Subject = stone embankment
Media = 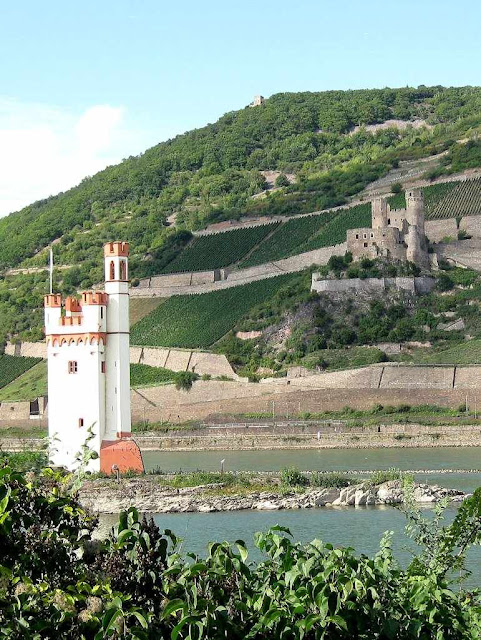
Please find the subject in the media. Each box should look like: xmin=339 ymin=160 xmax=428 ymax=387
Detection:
xmin=5 ymin=423 xmax=481 ymax=452
xmin=78 ymin=479 xmax=465 ymax=514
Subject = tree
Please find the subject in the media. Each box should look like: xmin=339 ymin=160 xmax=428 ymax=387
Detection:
xmin=274 ymin=173 xmax=290 ymax=188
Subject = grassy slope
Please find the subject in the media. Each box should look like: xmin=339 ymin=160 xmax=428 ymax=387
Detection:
xmin=130 ymin=298 xmax=166 ymax=325
xmin=0 ymin=361 xmax=47 ymax=401
xmin=131 ymin=274 xmax=295 ymax=348
xmin=0 ymin=361 xmax=179 ymax=402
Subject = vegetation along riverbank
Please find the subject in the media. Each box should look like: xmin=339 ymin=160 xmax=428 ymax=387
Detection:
xmin=3 ymin=461 xmax=481 ymax=637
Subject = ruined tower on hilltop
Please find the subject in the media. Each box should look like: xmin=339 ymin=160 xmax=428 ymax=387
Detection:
xmin=346 ymin=189 xmax=429 ymax=269
xmin=44 ymin=242 xmax=144 ymax=474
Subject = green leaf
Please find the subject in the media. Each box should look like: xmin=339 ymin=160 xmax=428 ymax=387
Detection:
xmin=162 ymin=598 xmax=185 ymax=619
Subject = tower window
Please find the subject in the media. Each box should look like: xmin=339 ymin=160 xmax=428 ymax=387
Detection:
xmin=120 ymin=260 xmax=126 ymax=280
xmin=78 ymin=418 xmax=84 ymax=428
xmin=388 ymin=218 xmax=391 ymax=225
xmin=109 ymin=260 xmax=115 ymax=280
xmin=101 ymin=361 xmax=106 ymax=373
xmin=68 ymin=361 xmax=78 ymax=374
xmin=100 ymin=307 xmax=104 ymax=319
xmin=363 ymin=242 xmax=368 ymax=248
xmin=355 ymin=234 xmax=359 ymax=239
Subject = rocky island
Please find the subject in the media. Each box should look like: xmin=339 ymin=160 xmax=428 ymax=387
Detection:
xmin=79 ymin=477 xmax=465 ymax=514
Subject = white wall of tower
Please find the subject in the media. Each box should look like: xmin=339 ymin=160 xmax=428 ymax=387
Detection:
xmin=104 ymin=247 xmax=131 ymax=440
xmin=46 ymin=340 xmax=105 ymax=471
xmin=44 ymin=242 xmax=132 ymax=471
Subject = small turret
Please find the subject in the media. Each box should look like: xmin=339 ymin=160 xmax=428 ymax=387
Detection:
xmin=372 ymin=197 xmax=389 ymax=228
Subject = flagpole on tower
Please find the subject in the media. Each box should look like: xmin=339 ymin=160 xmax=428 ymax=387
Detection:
xmin=49 ymin=247 xmax=53 ymax=294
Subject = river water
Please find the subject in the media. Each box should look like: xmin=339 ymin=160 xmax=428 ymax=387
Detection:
xmin=104 ymin=447 xmax=481 ymax=585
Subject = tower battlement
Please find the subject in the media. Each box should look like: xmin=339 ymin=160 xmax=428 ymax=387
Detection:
xmin=44 ymin=241 xmax=143 ymax=475
xmin=104 ymin=241 xmax=129 ymax=257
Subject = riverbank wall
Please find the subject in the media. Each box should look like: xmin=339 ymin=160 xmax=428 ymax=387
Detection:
xmin=5 ymin=422 xmax=481 ymax=453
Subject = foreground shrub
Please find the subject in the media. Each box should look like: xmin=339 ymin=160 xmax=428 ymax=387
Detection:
xmin=2 ymin=464 xmax=481 ymax=638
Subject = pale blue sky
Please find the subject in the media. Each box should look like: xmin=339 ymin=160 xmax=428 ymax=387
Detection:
xmin=0 ymin=0 xmax=480 ymax=214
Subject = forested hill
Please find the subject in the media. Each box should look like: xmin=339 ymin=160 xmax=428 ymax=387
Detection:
xmin=4 ymin=86 xmax=481 ymax=342
xmin=2 ymin=85 xmax=481 ymax=278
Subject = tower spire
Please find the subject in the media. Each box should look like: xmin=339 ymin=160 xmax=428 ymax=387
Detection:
xmin=49 ymin=247 xmax=53 ymax=295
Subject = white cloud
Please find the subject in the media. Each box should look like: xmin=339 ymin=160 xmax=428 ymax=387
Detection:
xmin=0 ymin=99 xmax=141 ymax=217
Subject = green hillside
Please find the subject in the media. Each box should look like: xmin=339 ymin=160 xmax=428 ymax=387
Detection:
xmin=0 ymin=355 xmax=42 ymax=391
xmin=130 ymin=274 xmax=295 ymax=348
xmin=161 ymin=222 xmax=279 ymax=273
xmin=5 ymin=86 xmax=481 ymax=274
xmin=4 ymin=86 xmax=481 ymax=342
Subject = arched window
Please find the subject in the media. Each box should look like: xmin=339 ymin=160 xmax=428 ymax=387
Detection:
xmin=109 ymin=260 xmax=115 ymax=280
xmin=120 ymin=260 xmax=126 ymax=280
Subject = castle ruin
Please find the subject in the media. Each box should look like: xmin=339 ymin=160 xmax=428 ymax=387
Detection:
xmin=347 ymin=189 xmax=430 ymax=269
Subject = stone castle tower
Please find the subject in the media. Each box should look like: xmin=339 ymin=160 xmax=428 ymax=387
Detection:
xmin=44 ymin=242 xmax=144 ymax=474
xmin=347 ymin=189 xmax=429 ymax=269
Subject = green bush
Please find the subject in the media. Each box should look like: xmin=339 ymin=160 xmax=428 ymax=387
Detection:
xmin=391 ymin=182 xmax=402 ymax=194
xmin=2 ymin=466 xmax=481 ymax=637
xmin=174 ymin=370 xmax=199 ymax=391
xmin=280 ymin=466 xmax=309 ymax=487
xmin=369 ymin=468 xmax=407 ymax=485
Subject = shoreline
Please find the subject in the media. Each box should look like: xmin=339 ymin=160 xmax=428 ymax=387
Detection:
xmin=4 ymin=423 xmax=481 ymax=453
xmin=78 ymin=478 xmax=466 ymax=514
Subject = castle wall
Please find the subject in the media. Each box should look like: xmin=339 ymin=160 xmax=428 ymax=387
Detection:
xmin=346 ymin=227 xmax=407 ymax=262
xmin=424 ymin=219 xmax=458 ymax=243
xmin=310 ymin=275 xmax=435 ymax=295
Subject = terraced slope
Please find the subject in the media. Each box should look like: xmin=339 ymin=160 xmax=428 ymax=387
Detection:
xmin=426 ymin=178 xmax=481 ymax=219
xmin=302 ymin=204 xmax=372 ymax=252
xmin=162 ymin=223 xmax=280 ymax=273
xmin=387 ymin=179 xmax=481 ymax=219
xmin=131 ymin=274 xmax=294 ymax=348
xmin=240 ymin=213 xmax=337 ymax=267
xmin=0 ymin=354 xmax=42 ymax=390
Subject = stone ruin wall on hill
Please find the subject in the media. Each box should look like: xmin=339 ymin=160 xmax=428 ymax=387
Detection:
xmin=311 ymin=275 xmax=436 ymax=296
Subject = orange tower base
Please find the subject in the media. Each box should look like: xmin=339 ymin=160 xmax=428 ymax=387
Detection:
xmin=100 ymin=438 xmax=144 ymax=474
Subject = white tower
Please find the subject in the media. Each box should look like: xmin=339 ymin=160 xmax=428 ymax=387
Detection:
xmin=104 ymin=242 xmax=131 ymax=440
xmin=44 ymin=242 xmax=143 ymax=474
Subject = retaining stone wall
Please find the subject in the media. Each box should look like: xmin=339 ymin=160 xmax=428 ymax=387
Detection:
xmin=5 ymin=342 xmax=237 ymax=379
xmin=460 ymin=216 xmax=481 ymax=238
xmin=131 ymin=244 xmax=347 ymax=298
xmin=311 ymin=276 xmax=435 ymax=295
xmin=425 ymin=219 xmax=458 ymax=242
xmin=129 ymin=375 xmax=481 ymax=423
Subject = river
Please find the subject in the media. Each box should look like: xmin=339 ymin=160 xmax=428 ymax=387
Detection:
xmin=102 ymin=447 xmax=481 ymax=586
